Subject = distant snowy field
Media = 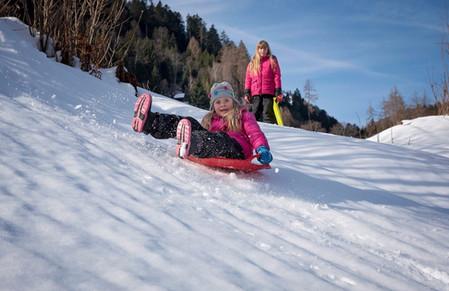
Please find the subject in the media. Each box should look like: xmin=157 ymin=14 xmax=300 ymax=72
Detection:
xmin=1 ymin=18 xmax=449 ymax=291
xmin=368 ymin=115 xmax=449 ymax=159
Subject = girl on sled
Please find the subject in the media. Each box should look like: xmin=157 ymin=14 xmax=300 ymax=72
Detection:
xmin=131 ymin=81 xmax=272 ymax=165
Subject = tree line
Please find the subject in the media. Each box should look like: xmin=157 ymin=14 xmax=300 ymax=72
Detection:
xmin=107 ymin=0 xmax=250 ymax=108
xmin=2 ymin=0 xmax=448 ymax=138
xmin=1 ymin=0 xmax=249 ymax=108
xmin=2 ymin=0 xmax=339 ymax=133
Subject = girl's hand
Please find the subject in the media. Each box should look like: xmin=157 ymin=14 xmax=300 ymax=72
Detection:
xmin=244 ymin=89 xmax=251 ymax=104
xmin=256 ymin=146 xmax=273 ymax=164
xmin=276 ymin=94 xmax=283 ymax=103
xmin=244 ymin=95 xmax=251 ymax=104
xmin=275 ymin=88 xmax=283 ymax=103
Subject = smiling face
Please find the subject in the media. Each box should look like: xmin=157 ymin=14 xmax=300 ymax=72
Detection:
xmin=258 ymin=46 xmax=268 ymax=57
xmin=213 ymin=96 xmax=234 ymax=117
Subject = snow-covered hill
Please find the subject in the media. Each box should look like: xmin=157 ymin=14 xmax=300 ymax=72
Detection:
xmin=1 ymin=18 xmax=449 ymax=290
xmin=368 ymin=115 xmax=449 ymax=159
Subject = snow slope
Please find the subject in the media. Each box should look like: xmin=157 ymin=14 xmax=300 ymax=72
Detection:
xmin=368 ymin=115 xmax=449 ymax=159
xmin=1 ymin=18 xmax=449 ymax=290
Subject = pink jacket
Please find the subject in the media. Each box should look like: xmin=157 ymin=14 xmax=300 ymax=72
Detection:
xmin=208 ymin=109 xmax=270 ymax=158
xmin=245 ymin=56 xmax=282 ymax=97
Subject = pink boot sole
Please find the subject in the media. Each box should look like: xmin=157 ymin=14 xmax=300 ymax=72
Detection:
xmin=131 ymin=93 xmax=152 ymax=132
xmin=176 ymin=119 xmax=192 ymax=158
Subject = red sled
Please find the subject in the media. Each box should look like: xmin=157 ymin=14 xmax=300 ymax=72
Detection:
xmin=185 ymin=154 xmax=271 ymax=173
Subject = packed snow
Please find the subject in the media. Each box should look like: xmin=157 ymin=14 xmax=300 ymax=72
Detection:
xmin=1 ymin=18 xmax=449 ymax=290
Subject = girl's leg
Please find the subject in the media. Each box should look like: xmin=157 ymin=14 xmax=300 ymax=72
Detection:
xmin=250 ymin=95 xmax=263 ymax=121
xmin=189 ymin=131 xmax=245 ymax=159
xmin=262 ymin=96 xmax=276 ymax=124
xmin=144 ymin=113 xmax=203 ymax=139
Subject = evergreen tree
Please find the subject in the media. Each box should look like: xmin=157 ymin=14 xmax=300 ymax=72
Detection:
xmin=189 ymin=82 xmax=209 ymax=108
xmin=186 ymin=14 xmax=207 ymax=50
xmin=206 ymin=25 xmax=222 ymax=56
xmin=128 ymin=0 xmax=146 ymax=23
xmin=285 ymin=88 xmax=307 ymax=122
xmin=220 ymin=31 xmax=233 ymax=46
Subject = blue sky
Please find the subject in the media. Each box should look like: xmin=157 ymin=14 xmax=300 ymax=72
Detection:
xmin=160 ymin=0 xmax=448 ymax=124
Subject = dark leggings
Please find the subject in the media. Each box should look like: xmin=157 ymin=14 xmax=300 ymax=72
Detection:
xmin=250 ymin=94 xmax=275 ymax=124
xmin=143 ymin=112 xmax=245 ymax=159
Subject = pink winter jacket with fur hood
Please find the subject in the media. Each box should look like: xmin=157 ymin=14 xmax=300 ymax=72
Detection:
xmin=245 ymin=55 xmax=282 ymax=96
xmin=208 ymin=109 xmax=270 ymax=158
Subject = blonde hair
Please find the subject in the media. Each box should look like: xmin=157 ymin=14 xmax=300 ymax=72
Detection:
xmin=249 ymin=40 xmax=277 ymax=75
xmin=201 ymin=100 xmax=242 ymax=132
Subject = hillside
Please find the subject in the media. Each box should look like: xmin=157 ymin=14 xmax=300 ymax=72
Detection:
xmin=368 ymin=115 xmax=449 ymax=159
xmin=1 ymin=18 xmax=449 ymax=290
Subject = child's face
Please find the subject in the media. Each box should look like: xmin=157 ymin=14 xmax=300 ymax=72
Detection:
xmin=213 ymin=96 xmax=234 ymax=117
xmin=258 ymin=46 xmax=268 ymax=57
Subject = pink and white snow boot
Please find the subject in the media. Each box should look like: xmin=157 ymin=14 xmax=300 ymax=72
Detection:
xmin=131 ymin=93 xmax=152 ymax=132
xmin=176 ymin=118 xmax=192 ymax=159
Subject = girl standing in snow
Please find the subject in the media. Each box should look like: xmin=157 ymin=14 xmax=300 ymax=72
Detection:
xmin=131 ymin=81 xmax=273 ymax=164
xmin=244 ymin=40 xmax=283 ymax=124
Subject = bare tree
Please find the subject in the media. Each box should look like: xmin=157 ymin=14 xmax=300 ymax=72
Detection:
xmin=29 ymin=0 xmax=58 ymax=56
xmin=77 ymin=0 xmax=127 ymax=74
xmin=186 ymin=37 xmax=202 ymax=92
xmin=367 ymin=104 xmax=376 ymax=122
xmin=303 ymin=79 xmax=318 ymax=129
xmin=410 ymin=91 xmax=428 ymax=117
xmin=0 ymin=0 xmax=16 ymax=16
xmin=13 ymin=0 xmax=127 ymax=76
xmin=235 ymin=41 xmax=250 ymax=97
xmin=330 ymin=123 xmax=345 ymax=136
xmin=431 ymin=21 xmax=449 ymax=115
xmin=301 ymin=121 xmax=325 ymax=132
xmin=210 ymin=42 xmax=249 ymax=99
xmin=431 ymin=73 xmax=449 ymax=115
xmin=382 ymin=86 xmax=406 ymax=125
xmin=366 ymin=104 xmax=380 ymax=139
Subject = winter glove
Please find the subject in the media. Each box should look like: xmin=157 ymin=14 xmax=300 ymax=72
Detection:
xmin=256 ymin=146 xmax=273 ymax=165
xmin=276 ymin=94 xmax=283 ymax=103
xmin=274 ymin=88 xmax=283 ymax=103
xmin=244 ymin=89 xmax=251 ymax=104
